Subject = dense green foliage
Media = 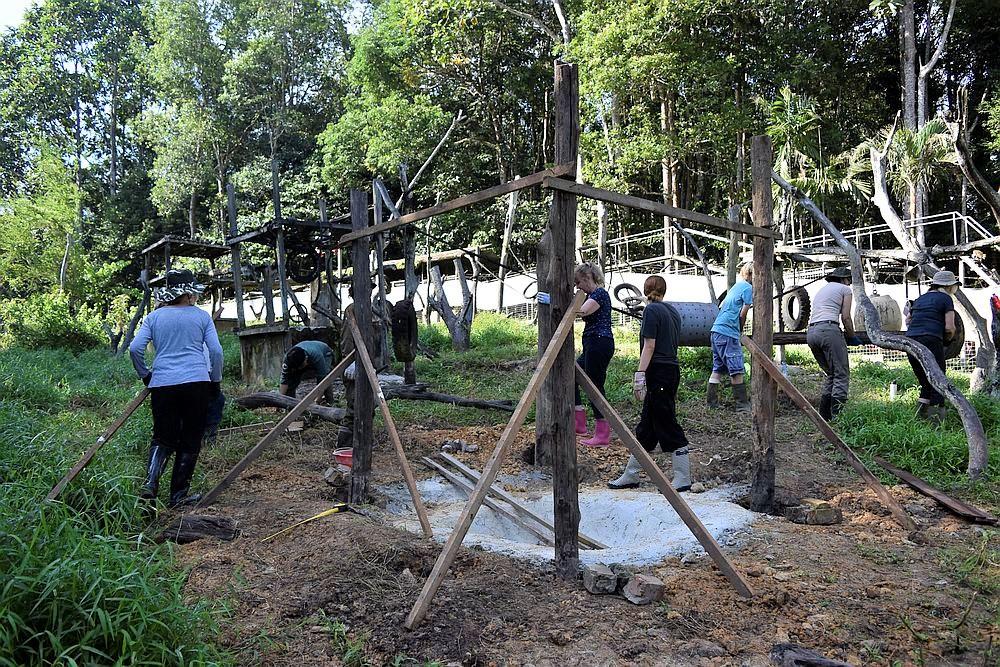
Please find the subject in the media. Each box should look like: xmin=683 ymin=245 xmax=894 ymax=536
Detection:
xmin=0 ymin=347 xmax=228 ymax=665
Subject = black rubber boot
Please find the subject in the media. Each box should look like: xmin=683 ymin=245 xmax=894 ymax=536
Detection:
xmin=706 ymin=382 xmax=720 ymax=408
xmin=140 ymin=445 xmax=173 ymax=501
xmin=733 ymin=383 xmax=751 ymax=412
xmin=818 ymin=395 xmax=833 ymax=421
xmin=168 ymin=450 xmax=202 ymax=508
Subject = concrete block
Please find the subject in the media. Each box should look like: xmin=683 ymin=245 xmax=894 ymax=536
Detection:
xmin=582 ymin=563 xmax=617 ymax=594
xmin=622 ymin=574 xmax=666 ymax=605
xmin=785 ymin=498 xmax=842 ymax=525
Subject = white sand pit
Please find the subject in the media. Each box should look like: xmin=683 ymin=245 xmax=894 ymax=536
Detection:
xmin=382 ymin=477 xmax=757 ymax=566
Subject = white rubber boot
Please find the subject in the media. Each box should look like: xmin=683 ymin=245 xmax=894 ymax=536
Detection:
xmin=608 ymin=454 xmax=643 ymax=489
xmin=671 ymin=447 xmax=692 ymax=492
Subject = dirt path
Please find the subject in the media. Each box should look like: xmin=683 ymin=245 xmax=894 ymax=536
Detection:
xmin=175 ymin=403 xmax=997 ymax=666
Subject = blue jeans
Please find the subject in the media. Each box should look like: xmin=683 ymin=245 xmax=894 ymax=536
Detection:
xmin=711 ymin=332 xmax=744 ymax=376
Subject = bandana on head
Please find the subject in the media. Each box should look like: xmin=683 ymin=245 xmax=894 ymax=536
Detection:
xmin=154 ymin=269 xmax=206 ymax=304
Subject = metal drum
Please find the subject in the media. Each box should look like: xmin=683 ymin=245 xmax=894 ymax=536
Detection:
xmin=666 ymin=301 xmax=720 ymax=347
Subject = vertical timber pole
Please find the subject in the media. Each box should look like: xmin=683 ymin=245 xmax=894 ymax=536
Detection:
xmin=272 ymin=157 xmax=290 ymax=326
xmin=226 ymin=184 xmax=246 ymax=330
xmin=349 ymin=189 xmax=376 ymax=503
xmin=535 ymin=230 xmax=554 ymax=466
xmin=749 ymin=135 xmax=776 ymax=513
xmin=548 ymin=60 xmax=580 ymax=580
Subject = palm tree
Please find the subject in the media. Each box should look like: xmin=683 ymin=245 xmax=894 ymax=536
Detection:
xmin=883 ymin=118 xmax=956 ymax=234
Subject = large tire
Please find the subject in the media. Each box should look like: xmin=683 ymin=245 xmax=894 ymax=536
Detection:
xmin=392 ymin=299 xmax=418 ymax=363
xmin=780 ymin=286 xmax=811 ymax=332
xmin=945 ymin=314 xmax=965 ymax=360
xmin=613 ymin=282 xmax=644 ymax=315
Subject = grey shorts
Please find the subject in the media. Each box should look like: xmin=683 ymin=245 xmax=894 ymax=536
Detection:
xmin=711 ymin=332 xmax=745 ymax=375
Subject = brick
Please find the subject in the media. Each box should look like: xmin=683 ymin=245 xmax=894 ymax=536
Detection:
xmin=582 ymin=563 xmax=617 ymax=595
xmin=622 ymin=574 xmax=666 ymax=605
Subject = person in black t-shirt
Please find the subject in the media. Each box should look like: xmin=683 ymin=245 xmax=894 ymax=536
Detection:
xmin=608 ymin=275 xmax=692 ymax=491
xmin=905 ymin=270 xmax=959 ymax=424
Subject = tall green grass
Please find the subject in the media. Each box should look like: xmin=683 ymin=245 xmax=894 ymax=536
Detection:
xmin=0 ymin=346 xmax=231 ymax=665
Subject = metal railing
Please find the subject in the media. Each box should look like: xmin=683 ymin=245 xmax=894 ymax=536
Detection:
xmin=793 ymin=211 xmax=992 ymax=250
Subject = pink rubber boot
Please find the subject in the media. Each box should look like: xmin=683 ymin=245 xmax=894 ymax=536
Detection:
xmin=574 ymin=407 xmax=589 ymax=435
xmin=581 ymin=419 xmax=611 ymax=447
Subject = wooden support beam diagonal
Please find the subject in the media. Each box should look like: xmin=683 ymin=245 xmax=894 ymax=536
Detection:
xmin=338 ymin=164 xmax=574 ymax=246
xmin=574 ymin=364 xmax=754 ymax=599
xmin=196 ymin=351 xmax=356 ymax=508
xmin=348 ymin=313 xmax=432 ymax=538
xmin=404 ymin=290 xmax=587 ymax=630
xmin=741 ymin=335 xmax=917 ymax=532
xmin=541 ymin=177 xmax=780 ymax=240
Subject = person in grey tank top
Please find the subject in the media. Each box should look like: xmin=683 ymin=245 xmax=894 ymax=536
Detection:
xmin=806 ymin=267 xmax=861 ymax=420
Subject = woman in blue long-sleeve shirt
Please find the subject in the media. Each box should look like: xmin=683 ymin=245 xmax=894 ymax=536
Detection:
xmin=130 ymin=269 xmax=223 ymax=506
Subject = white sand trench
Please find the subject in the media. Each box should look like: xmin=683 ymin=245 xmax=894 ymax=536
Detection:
xmin=381 ymin=477 xmax=757 ymax=566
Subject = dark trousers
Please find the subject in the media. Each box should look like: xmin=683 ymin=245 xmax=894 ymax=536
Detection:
xmin=636 ymin=362 xmax=689 ymax=453
xmin=150 ymin=382 xmax=211 ymax=454
xmin=807 ymin=321 xmax=850 ymax=401
xmin=906 ymin=334 xmax=946 ymax=406
xmin=575 ymin=336 xmax=614 ymax=418
xmin=203 ymin=390 xmax=226 ymax=445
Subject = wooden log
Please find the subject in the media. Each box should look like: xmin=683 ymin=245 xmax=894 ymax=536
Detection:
xmin=874 ymin=457 xmax=997 ymax=525
xmin=234 ymin=392 xmax=346 ymax=422
xmin=348 ymin=313 xmax=432 ymax=538
xmin=749 ymin=135 xmax=777 ymax=514
xmin=548 ymin=60 xmax=581 ymax=582
xmin=196 ymin=352 xmax=356 ymax=508
xmin=337 ymin=164 xmax=574 ymax=245
xmin=404 ymin=290 xmax=587 ymax=630
xmin=574 ymin=364 xmax=754 ymax=599
xmin=226 ymin=184 xmax=246 ymax=329
xmin=437 ymin=452 xmax=607 ymax=549
xmin=157 ymin=515 xmax=239 ymax=544
xmin=534 ymin=229 xmax=554 ymax=466
xmin=349 ymin=189 xmax=376 ymax=504
xmin=541 ymin=177 xmax=780 ymax=240
xmin=420 ymin=457 xmax=554 ymax=546
xmin=742 ymin=336 xmax=917 ymax=532
xmin=46 ymin=388 xmax=150 ymax=501
xmin=382 ymin=387 xmax=514 ymax=411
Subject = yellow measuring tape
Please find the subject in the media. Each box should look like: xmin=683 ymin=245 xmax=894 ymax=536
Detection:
xmin=260 ymin=504 xmax=351 ymax=543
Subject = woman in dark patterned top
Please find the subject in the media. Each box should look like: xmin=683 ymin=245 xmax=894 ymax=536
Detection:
xmin=574 ymin=261 xmax=616 ymax=446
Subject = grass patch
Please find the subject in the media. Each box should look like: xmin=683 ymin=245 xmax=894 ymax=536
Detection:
xmin=0 ymin=346 xmax=232 ymax=665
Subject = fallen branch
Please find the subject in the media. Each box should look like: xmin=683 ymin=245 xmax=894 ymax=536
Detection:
xmin=383 ymin=386 xmax=514 ymax=411
xmin=234 ymin=392 xmax=346 ymax=422
xmin=236 ymin=388 xmax=513 ymax=417
xmin=772 ymin=172 xmax=988 ymax=480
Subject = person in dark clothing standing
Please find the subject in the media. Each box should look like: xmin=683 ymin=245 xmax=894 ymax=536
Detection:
xmin=609 ymin=275 xmax=692 ymax=491
xmin=573 ymin=262 xmax=616 ymax=447
xmin=130 ymin=269 xmax=223 ymax=507
xmin=906 ymin=270 xmax=959 ymax=425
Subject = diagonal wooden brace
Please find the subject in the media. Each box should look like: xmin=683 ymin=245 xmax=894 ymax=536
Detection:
xmin=575 ymin=364 xmax=754 ymax=599
xmin=347 ymin=313 xmax=433 ymax=538
xmin=197 ymin=351 xmax=356 ymax=508
xmin=404 ymin=290 xmax=587 ymax=630
xmin=741 ymin=335 xmax=917 ymax=532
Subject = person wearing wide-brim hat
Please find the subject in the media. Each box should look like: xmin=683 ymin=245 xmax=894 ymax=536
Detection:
xmin=807 ymin=266 xmax=862 ymax=420
xmin=905 ymin=270 xmax=959 ymax=425
xmin=129 ymin=269 xmax=223 ymax=506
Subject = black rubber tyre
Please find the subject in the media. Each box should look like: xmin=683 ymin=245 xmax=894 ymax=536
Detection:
xmin=613 ymin=282 xmax=644 ymax=315
xmin=391 ymin=299 xmax=418 ymax=363
xmin=944 ymin=314 xmax=965 ymax=360
xmin=287 ymin=249 xmax=321 ymax=283
xmin=780 ymin=286 xmax=811 ymax=332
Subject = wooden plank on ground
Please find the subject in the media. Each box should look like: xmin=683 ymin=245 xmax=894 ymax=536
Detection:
xmin=437 ymin=452 xmax=607 ymax=550
xmin=47 ymin=388 xmax=150 ymax=501
xmin=196 ymin=352 xmax=356 ymax=508
xmin=541 ymin=177 xmax=780 ymax=240
xmin=575 ymin=364 xmax=754 ymax=599
xmin=874 ymin=457 xmax=998 ymax=525
xmin=741 ymin=335 xmax=917 ymax=532
xmin=421 ymin=457 xmax=554 ymax=546
xmin=348 ymin=313 xmax=433 ymax=538
xmin=338 ymin=164 xmax=574 ymax=245
xmin=404 ymin=290 xmax=587 ymax=630
xmin=217 ymin=422 xmax=276 ymax=437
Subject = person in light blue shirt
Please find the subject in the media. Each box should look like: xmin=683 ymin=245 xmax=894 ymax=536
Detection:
xmin=708 ymin=263 xmax=753 ymax=412
xmin=129 ymin=269 xmax=223 ymax=507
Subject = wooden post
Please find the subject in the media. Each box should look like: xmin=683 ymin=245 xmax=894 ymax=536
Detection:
xmin=226 ymin=184 xmax=246 ymax=330
xmin=272 ymin=157 xmax=290 ymax=327
xmin=547 ymin=60 xmax=580 ymax=581
xmin=534 ymin=230 xmax=554 ymax=466
xmin=405 ymin=291 xmax=586 ymax=630
xmin=497 ymin=188 xmax=519 ymax=312
xmin=749 ymin=135 xmax=776 ymax=513
xmin=262 ymin=263 xmax=276 ymax=325
xmin=349 ymin=189 xmax=376 ymax=504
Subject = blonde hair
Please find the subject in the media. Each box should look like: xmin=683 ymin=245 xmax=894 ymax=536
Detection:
xmin=739 ymin=263 xmax=753 ymax=281
xmin=574 ymin=261 xmax=605 ymax=286
xmin=643 ymin=275 xmax=666 ymax=302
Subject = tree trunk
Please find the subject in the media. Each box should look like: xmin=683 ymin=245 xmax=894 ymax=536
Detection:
xmin=952 ymin=87 xmax=1000 ymax=227
xmin=189 ymin=188 xmax=197 ymax=238
xmin=901 ymin=0 xmax=917 ymax=130
xmin=773 ymin=172 xmax=989 ymax=480
xmin=109 ymin=63 xmax=118 ymax=194
xmin=428 ymin=265 xmax=470 ymax=351
xmin=497 ymin=188 xmax=519 ymax=312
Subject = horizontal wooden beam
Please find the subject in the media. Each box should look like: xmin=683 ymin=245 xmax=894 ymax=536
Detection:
xmin=338 ymin=164 xmax=574 ymax=246
xmin=542 ymin=178 xmax=780 ymax=240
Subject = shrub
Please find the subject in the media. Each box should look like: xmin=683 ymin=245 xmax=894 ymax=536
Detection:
xmin=0 ymin=292 xmax=106 ymax=352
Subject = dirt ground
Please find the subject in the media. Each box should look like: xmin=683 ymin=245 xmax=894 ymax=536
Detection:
xmin=173 ymin=392 xmax=999 ymax=666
